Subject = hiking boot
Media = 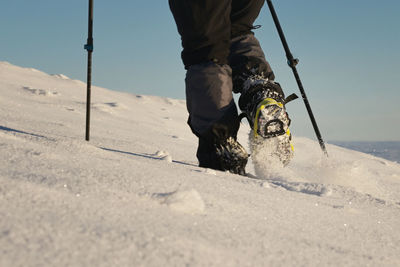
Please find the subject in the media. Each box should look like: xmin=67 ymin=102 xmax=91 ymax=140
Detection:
xmin=239 ymin=79 xmax=294 ymax=165
xmin=197 ymin=135 xmax=248 ymax=176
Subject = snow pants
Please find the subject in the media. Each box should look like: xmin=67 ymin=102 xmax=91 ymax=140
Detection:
xmin=169 ymin=0 xmax=275 ymax=166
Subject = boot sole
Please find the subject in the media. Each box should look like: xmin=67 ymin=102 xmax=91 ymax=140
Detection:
xmin=252 ymin=98 xmax=294 ymax=165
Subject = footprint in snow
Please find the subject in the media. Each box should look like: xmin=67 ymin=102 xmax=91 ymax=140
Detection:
xmin=153 ymin=189 xmax=205 ymax=214
xmin=22 ymin=86 xmax=59 ymax=96
xmin=269 ymin=180 xmax=333 ymax=197
xmin=51 ymin=74 xmax=70 ymax=80
xmin=104 ymin=102 xmax=119 ymax=107
xmin=92 ymin=102 xmax=126 ymax=114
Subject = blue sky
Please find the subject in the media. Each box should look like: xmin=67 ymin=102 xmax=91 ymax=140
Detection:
xmin=1 ymin=1 xmax=399 ymax=141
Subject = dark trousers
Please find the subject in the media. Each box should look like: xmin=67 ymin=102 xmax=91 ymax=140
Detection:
xmin=169 ymin=0 xmax=275 ymax=167
xmin=169 ymin=0 xmax=265 ymax=68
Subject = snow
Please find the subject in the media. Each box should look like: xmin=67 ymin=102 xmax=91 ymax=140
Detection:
xmin=1 ymin=61 xmax=400 ymax=266
xmin=153 ymin=189 xmax=206 ymax=214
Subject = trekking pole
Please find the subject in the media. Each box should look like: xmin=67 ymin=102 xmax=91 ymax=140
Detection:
xmin=84 ymin=0 xmax=94 ymax=141
xmin=266 ymin=0 xmax=328 ymax=156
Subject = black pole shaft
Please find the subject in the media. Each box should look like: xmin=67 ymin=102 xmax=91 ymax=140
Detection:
xmin=266 ymin=0 xmax=328 ymax=156
xmin=85 ymin=0 xmax=94 ymax=141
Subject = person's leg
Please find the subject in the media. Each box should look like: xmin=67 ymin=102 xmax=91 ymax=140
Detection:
xmin=169 ymin=0 xmax=232 ymax=67
xmin=169 ymin=0 xmax=248 ymax=174
xmin=229 ymin=0 xmax=275 ymax=93
xmin=229 ymin=0 xmax=294 ymax=164
xmin=185 ymin=62 xmax=247 ymax=173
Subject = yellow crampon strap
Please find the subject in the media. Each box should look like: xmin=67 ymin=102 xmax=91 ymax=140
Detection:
xmin=286 ymin=128 xmax=294 ymax=151
xmin=253 ymin=98 xmax=283 ymax=138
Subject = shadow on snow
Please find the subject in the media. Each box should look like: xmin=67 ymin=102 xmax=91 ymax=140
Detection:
xmin=99 ymin=147 xmax=198 ymax=167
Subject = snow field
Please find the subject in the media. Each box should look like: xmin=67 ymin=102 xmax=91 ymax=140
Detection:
xmin=1 ymin=61 xmax=400 ymax=266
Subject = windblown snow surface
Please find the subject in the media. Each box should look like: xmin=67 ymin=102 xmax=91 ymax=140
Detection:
xmin=1 ymin=61 xmax=400 ymax=267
